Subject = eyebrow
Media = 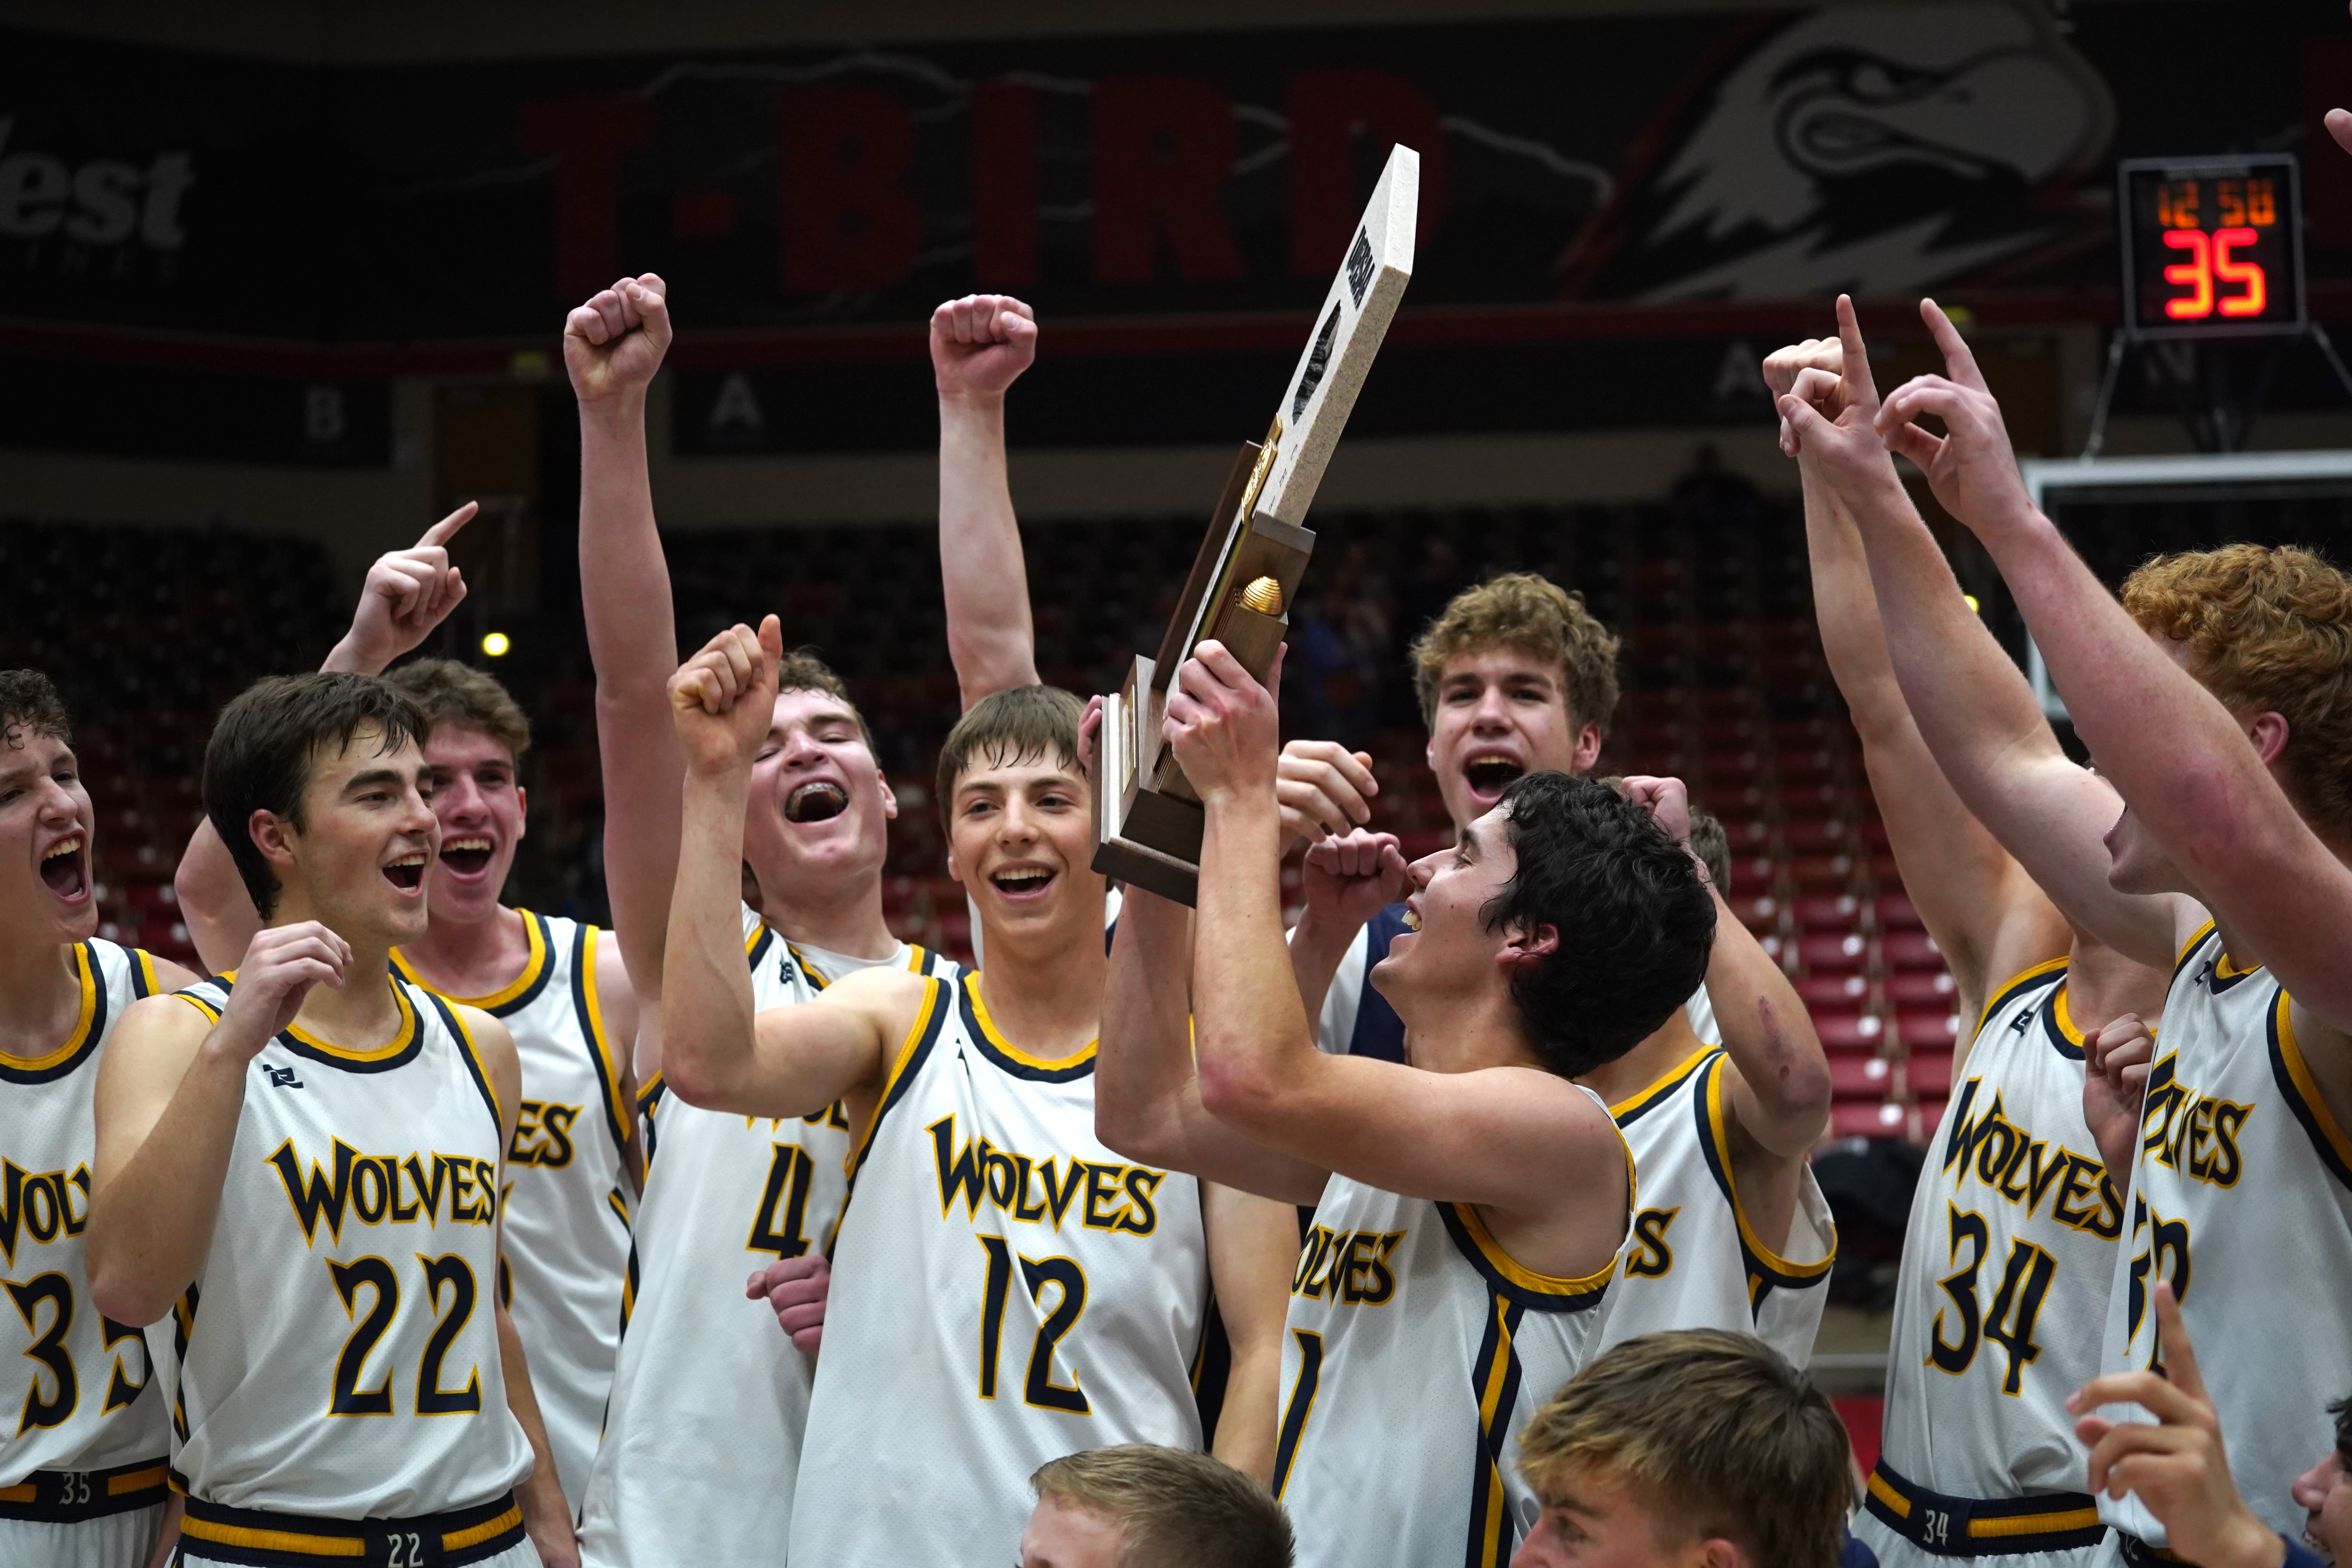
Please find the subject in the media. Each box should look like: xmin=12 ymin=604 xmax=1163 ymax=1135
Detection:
xmin=341 ymin=768 xmax=411 ymax=795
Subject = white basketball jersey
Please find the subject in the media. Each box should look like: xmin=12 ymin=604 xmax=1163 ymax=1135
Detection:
xmin=574 ymin=919 xmax=943 ymax=1568
xmin=1274 ymin=1108 xmax=1622 ymax=1568
xmin=2096 ymin=926 xmax=2352 ymax=1546
xmin=1850 ymin=960 xmax=2118 ymax=1562
xmin=155 ymin=973 xmax=532 ymax=1517
xmin=788 ymin=971 xmax=1210 ymax=1568
xmin=1596 ymin=1049 xmax=1834 ymax=1366
xmin=393 ymin=911 xmax=632 ymax=1509
xmin=1 ymin=940 xmax=171 ymax=1488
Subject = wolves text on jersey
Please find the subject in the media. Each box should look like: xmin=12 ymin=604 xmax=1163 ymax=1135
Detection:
xmin=1290 ymin=1225 xmax=1403 ymax=1304
xmin=1943 ymin=1078 xmax=2123 ymax=1239
xmin=267 ymin=1138 xmax=499 ymax=1246
xmin=928 ymin=1115 xmax=1164 ymax=1237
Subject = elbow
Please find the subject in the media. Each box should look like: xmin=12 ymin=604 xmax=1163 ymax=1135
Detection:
xmin=1195 ymin=1047 xmax=1285 ymax=1135
xmin=653 ymin=1044 xmax=730 ymax=1113
xmin=85 ymin=1251 xmax=169 ymax=1330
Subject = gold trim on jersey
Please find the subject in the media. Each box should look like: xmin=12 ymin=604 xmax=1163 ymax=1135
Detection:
xmin=2048 ymin=983 xmax=2086 ymax=1049
xmin=2273 ymin=989 xmax=2352 ymax=1181
xmin=130 ymin=946 xmax=160 ymax=998
xmin=282 ymin=980 xmax=420 ymax=1064
xmin=965 ymin=973 xmax=1096 ymax=1072
xmin=1864 ymin=1466 xmax=2102 ymax=1540
xmin=2214 ymin=949 xmax=2262 ymax=982
xmin=1974 ymin=956 xmax=2068 ymax=1040
xmin=1701 ymin=1057 xmax=1836 ymax=1288
xmin=575 ymin=924 xmax=632 ymax=1160
xmin=1607 ymin=1045 xmax=1713 ymax=1123
xmin=392 ymin=908 xmax=549 ymax=1011
xmin=1444 ymin=1200 xmax=1615 ymax=1304
xmin=847 ymin=977 xmax=949 ymax=1178
xmin=439 ymin=995 xmax=503 ymax=1122
xmin=1 ymin=941 xmax=99 ymax=1073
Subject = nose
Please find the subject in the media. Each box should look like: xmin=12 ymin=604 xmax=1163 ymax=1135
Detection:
xmin=2291 ymin=1450 xmax=2338 ymax=1510
xmin=437 ymin=774 xmax=485 ymax=823
xmin=1406 ymin=852 xmax=1440 ymax=890
xmin=1469 ymin=684 xmax=1514 ymax=732
xmin=35 ymin=776 xmax=79 ymax=824
xmin=779 ymin=728 xmax=826 ymax=768
xmin=997 ymin=793 xmax=1041 ymax=845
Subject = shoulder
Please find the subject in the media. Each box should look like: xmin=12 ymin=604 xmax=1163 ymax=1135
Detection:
xmin=812 ymin=961 xmax=932 ymax=1022
xmin=101 ymin=991 xmax=217 ymax=1086
xmin=146 ymin=953 xmax=204 ymax=993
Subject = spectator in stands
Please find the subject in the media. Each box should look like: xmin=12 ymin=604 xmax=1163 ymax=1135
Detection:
xmin=1020 ymin=1446 xmax=1293 ymax=1568
xmin=2070 ymin=1282 xmax=2350 ymax=1568
xmin=1512 ymin=1329 xmax=1852 ymax=1568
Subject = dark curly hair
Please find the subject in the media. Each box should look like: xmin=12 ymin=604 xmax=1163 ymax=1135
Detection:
xmin=1 ymin=670 xmax=72 ymax=752
xmin=1484 ymin=772 xmax=1714 ymax=1078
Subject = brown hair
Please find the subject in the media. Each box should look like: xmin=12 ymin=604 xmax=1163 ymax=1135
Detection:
xmin=1030 ymin=1445 xmax=1293 ymax=1568
xmin=1410 ymin=572 xmax=1622 ymax=738
xmin=1688 ymin=804 xmax=1732 ymax=892
xmin=772 ymin=646 xmax=876 ymax=753
xmin=2121 ymin=543 xmax=2352 ymax=838
xmin=387 ymin=659 xmax=531 ymax=760
xmin=0 ymin=670 xmax=71 ymax=752
xmin=1517 ymin=1329 xmax=1852 ymax=1568
xmin=204 ymin=673 xmax=427 ymax=920
xmin=934 ymin=683 xmax=1083 ymax=825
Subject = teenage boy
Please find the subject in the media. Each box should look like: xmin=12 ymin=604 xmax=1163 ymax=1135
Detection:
xmin=1785 ymin=296 xmax=2352 ymax=1557
xmin=1095 ymin=640 xmax=1716 ymax=1566
xmin=0 ymin=671 xmax=197 ymax=1568
xmin=1769 ymin=299 xmax=2170 ymax=1568
xmin=87 ymin=674 xmax=571 ymax=1567
xmin=657 ymin=616 xmax=1294 ymax=1565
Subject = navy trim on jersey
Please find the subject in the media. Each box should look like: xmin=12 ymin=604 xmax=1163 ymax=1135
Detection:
xmin=482 ymin=912 xmax=559 ymax=1018
xmin=1437 ymin=1203 xmax=1611 ymax=1313
xmin=850 ymin=979 xmax=955 ymax=1180
xmin=1979 ymin=962 xmax=2066 ymax=1040
xmin=1347 ymin=905 xmax=1414 ymax=1065
xmin=572 ymin=922 xmax=633 ymax=1163
xmin=957 ymin=975 xmax=1096 ymax=1083
xmin=1269 ymin=1327 xmax=1322 ymax=1499
xmin=1689 ymin=1054 xmax=1830 ymax=1302
xmin=420 ymin=987 xmax=503 ymax=1134
xmin=0 ymin=940 xmax=108 ymax=1085
xmin=2034 ymin=981 xmax=2086 ymax=1062
xmin=127 ymin=944 xmax=157 ymax=999
xmin=1460 ymin=1292 xmax=1531 ymax=1566
xmin=1611 ymin=1047 xmax=1712 ymax=1129
xmin=2173 ymin=925 xmax=2218 ymax=984
xmin=2271 ymin=987 xmax=2352 ymax=1191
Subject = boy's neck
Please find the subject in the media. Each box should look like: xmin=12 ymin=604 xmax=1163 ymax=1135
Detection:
xmin=0 ymin=935 xmax=88 ymax=1058
xmin=397 ymin=903 xmax=532 ymax=999
xmin=1578 ymin=1013 xmax=1705 ymax=1110
xmin=972 ymin=905 xmax=1109 ymax=1060
xmin=760 ymin=878 xmax=898 ymax=965
xmin=2063 ymin=938 xmax=2169 ymax=1038
xmin=262 ymin=914 xmax=404 ymax=1046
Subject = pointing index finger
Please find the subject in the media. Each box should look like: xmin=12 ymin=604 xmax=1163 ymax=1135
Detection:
xmin=1834 ymin=294 xmax=1881 ymax=409
xmin=2149 ymin=1281 xmax=2209 ymax=1405
xmin=1919 ymin=298 xmax=1987 ymax=392
xmin=418 ymin=501 xmax=478 ymax=549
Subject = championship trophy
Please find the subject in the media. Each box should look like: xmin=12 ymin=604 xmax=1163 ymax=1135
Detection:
xmin=1093 ymin=143 xmax=1418 ymax=904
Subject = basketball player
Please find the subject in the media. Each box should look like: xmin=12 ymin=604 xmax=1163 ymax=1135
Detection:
xmin=1 ymin=672 xmax=196 ymax=1568
xmin=1769 ymin=299 xmax=2169 ymax=1568
xmin=1788 ymin=297 xmax=2352 ymax=1556
xmin=172 ymin=518 xmax=642 ymax=1515
xmin=1290 ymin=581 xmax=1836 ymax=1365
xmin=657 ymin=617 xmax=1296 ymax=1564
xmin=1093 ymin=639 xmax=1715 ymax=1566
xmin=564 ymin=271 xmax=935 ymax=1568
xmin=1511 ymin=1329 xmax=1854 ymax=1568
xmin=85 ymin=674 xmax=572 ymax=1566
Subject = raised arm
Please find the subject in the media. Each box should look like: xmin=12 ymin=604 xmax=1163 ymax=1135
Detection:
xmin=1170 ymin=642 xmax=1627 ymax=1215
xmin=658 ymin=617 xmax=895 ymax=1119
xmin=175 ymin=503 xmax=478 ymax=973
xmin=1095 ymin=881 xmax=1329 ymax=1203
xmin=567 ymin=274 xmax=684 ymax=1011
xmin=933 ymin=294 xmax=1041 ymax=709
xmin=1767 ymin=304 xmax=2069 ymax=1022
xmin=1780 ymin=305 xmax=2177 ymax=970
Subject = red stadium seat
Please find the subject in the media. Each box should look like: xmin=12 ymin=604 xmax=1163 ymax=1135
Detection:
xmin=1796 ymin=932 xmax=1868 ymax=971
xmin=1828 ymin=1053 xmax=1894 ymax=1098
xmin=1788 ymin=854 xmax=1856 ymax=891
xmin=1792 ymin=894 xmax=1861 ymax=931
xmin=1727 ymin=894 xmax=1779 ymax=934
xmin=1898 ymin=1009 xmax=1962 ymax=1047
xmin=1797 ymin=972 xmax=1868 ymax=1007
xmin=1885 ymin=971 xmax=1958 ymax=1007
xmin=1830 ymin=1099 xmax=1908 ymax=1139
xmin=1906 ymin=1050 xmax=1955 ymax=1098
xmin=1881 ymin=930 xmax=1944 ymax=969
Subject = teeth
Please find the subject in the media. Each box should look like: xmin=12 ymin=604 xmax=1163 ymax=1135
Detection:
xmin=1402 ymin=910 xmax=1421 ymax=930
xmin=388 ymin=853 xmax=427 ymax=867
xmin=444 ymin=838 xmax=492 ymax=854
xmin=43 ymin=837 xmax=80 ymax=861
xmin=785 ymin=781 xmax=849 ymax=823
xmin=995 ymin=869 xmax=1051 ymax=888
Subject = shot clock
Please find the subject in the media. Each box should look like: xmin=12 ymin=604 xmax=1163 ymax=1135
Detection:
xmin=2118 ymin=154 xmax=2305 ymax=339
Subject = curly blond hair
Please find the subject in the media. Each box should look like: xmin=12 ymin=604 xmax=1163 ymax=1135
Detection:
xmin=1409 ymin=572 xmax=1621 ymax=738
xmin=2121 ymin=543 xmax=2352 ymax=838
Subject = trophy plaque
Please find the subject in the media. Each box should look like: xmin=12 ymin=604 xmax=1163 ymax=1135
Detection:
xmin=1093 ymin=143 xmax=1418 ymax=904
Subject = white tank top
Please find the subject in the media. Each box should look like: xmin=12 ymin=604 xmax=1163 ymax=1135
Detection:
xmin=574 ymin=917 xmax=943 ymax=1568
xmin=1 ymin=939 xmax=171 ymax=1486
xmin=2096 ymin=926 xmax=2352 ymax=1546
xmin=1859 ymin=958 xmax=2121 ymax=1556
xmin=393 ymin=910 xmax=632 ymax=1510
xmin=1273 ymin=1088 xmax=1625 ymax=1568
xmin=788 ymin=971 xmax=1210 ymax=1568
xmin=155 ymin=972 xmax=532 ymax=1517
xmin=1595 ymin=1048 xmax=1835 ymax=1367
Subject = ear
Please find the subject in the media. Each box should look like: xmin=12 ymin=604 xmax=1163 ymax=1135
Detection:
xmin=875 ymin=771 xmax=899 ymax=821
xmin=1497 ymin=920 xmax=1561 ymax=974
xmin=513 ymin=784 xmax=528 ymax=842
xmin=944 ymin=839 xmax=965 ymax=888
xmin=1570 ymin=720 xmax=1604 ymax=775
xmin=2246 ymin=710 xmax=2289 ymax=767
xmin=1693 ymin=1538 xmax=1745 ymax=1568
xmin=250 ymin=808 xmax=299 ymax=871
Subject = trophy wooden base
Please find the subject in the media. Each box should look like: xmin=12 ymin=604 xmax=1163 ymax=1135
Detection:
xmin=1091 ymin=655 xmax=1211 ymax=904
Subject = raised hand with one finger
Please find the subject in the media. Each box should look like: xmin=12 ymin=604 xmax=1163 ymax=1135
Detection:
xmin=1770 ymin=295 xmax=1899 ymax=494
xmin=668 ymin=615 xmax=782 ymax=778
xmin=1872 ymin=299 xmax=2038 ymax=539
xmin=325 ymin=503 xmax=477 ymax=675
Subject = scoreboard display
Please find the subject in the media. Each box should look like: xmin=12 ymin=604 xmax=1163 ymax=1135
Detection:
xmin=2119 ymin=154 xmax=2304 ymax=339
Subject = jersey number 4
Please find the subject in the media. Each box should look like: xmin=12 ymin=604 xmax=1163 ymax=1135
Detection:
xmin=975 ymin=1235 xmax=1089 ymax=1415
xmin=325 ymin=1254 xmax=483 ymax=1416
xmin=1927 ymin=1204 xmax=2057 ymax=1395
